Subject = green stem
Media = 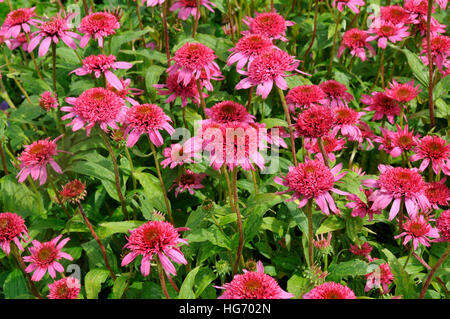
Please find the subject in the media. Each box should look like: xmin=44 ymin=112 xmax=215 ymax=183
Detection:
xmin=370 ymin=48 xmax=385 ymax=90
xmin=302 ymin=0 xmax=320 ymax=66
xmin=157 ymin=259 xmax=171 ymax=299
xmin=162 ymin=0 xmax=171 ymax=66
xmin=0 ymin=142 xmax=8 ymax=176
xmin=28 ymin=177 xmax=43 ymax=216
xmin=317 ymin=137 xmax=330 ymax=168
xmin=419 ymin=245 xmax=450 ymax=299
xmin=135 ymin=0 xmax=146 ymax=47
xmin=231 ymin=169 xmax=244 ymax=276
xmin=192 ymin=0 xmax=201 ymax=39
xmin=276 ymin=87 xmax=298 ymax=166
xmin=196 ymin=79 xmax=207 ymax=117
xmin=425 ymin=0 xmax=435 ymax=128
xmin=251 ymin=170 xmax=258 ymax=195
xmin=327 ymin=11 xmax=342 ymax=78
xmin=11 ymin=244 xmax=43 ymax=299
xmin=306 ymin=199 xmax=314 ymax=267
xmin=51 ymin=42 xmax=57 ymax=93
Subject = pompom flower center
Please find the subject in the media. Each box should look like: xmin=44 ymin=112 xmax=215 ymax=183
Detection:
xmin=37 ymin=246 xmax=57 ymax=264
xmin=335 ymin=108 xmax=358 ymax=125
xmin=380 ymin=25 xmax=395 ymax=36
xmin=378 ymin=167 xmax=425 ymax=196
xmin=244 ymin=279 xmax=262 ymax=292
xmin=409 ymin=221 xmax=428 ymax=237
xmin=0 ymin=217 xmax=9 ymax=229
xmin=143 ymin=227 xmax=160 ymax=245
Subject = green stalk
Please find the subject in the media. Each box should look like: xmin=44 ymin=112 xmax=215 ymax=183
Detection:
xmin=276 ymin=87 xmax=298 ymax=166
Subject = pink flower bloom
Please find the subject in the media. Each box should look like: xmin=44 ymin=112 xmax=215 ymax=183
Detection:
xmin=23 ymin=235 xmax=73 ymax=281
xmin=361 ymin=91 xmax=402 ymax=124
xmin=216 ymin=261 xmax=294 ymax=299
xmin=39 ymin=91 xmax=58 ymax=111
xmin=420 ymin=35 xmax=450 ymax=72
xmin=170 ymin=169 xmax=207 ymax=197
xmin=436 ymin=210 xmax=450 ymax=242
xmin=435 ymin=0 xmax=448 ymax=9
xmin=366 ymin=20 xmax=410 ymax=49
xmin=319 ymin=80 xmax=354 ymax=108
xmin=170 ymin=0 xmax=216 ymax=21
xmin=332 ymin=106 xmax=365 ymax=142
xmin=60 ymin=179 xmax=87 ymax=204
xmin=425 ymin=180 xmax=450 ymax=210
xmin=28 ymin=13 xmax=81 ymax=57
xmin=236 ymin=48 xmax=307 ymax=99
xmin=205 ymin=101 xmax=255 ymax=124
xmin=107 ymin=77 xmax=144 ymax=106
xmin=304 ymin=133 xmax=346 ymax=163
xmin=294 ymin=104 xmax=336 ymax=138
xmin=121 ymin=220 xmax=189 ymax=276
xmin=365 ymin=262 xmax=394 ymax=294
xmin=242 ymin=11 xmax=295 ymax=42
xmin=137 ymin=0 xmax=166 ymax=7
xmin=394 ymin=215 xmax=440 ymax=250
xmin=4 ymin=33 xmax=28 ymax=51
xmin=379 ymin=5 xmax=418 ymax=25
xmin=313 ymin=232 xmax=332 ymax=251
xmin=78 ymin=10 xmax=120 ymax=48
xmin=227 ymin=34 xmax=274 ymax=71
xmin=333 ymin=0 xmax=365 ymax=14
xmin=267 ymin=126 xmax=288 ymax=149
xmin=303 ymin=282 xmax=356 ymax=299
xmin=71 ymin=54 xmax=133 ymax=91
xmin=365 ymin=165 xmax=430 ymax=220
xmin=154 ymin=72 xmax=201 ymax=107
xmin=16 ymin=136 xmax=63 ymax=185
xmin=48 ymin=277 xmax=81 ymax=299
xmin=415 ymin=16 xmax=446 ymax=37
xmin=62 ymin=88 xmax=127 ymax=136
xmin=286 ymin=85 xmax=327 ymax=113
xmin=0 ymin=212 xmax=29 ymax=256
xmin=389 ymin=125 xmax=418 ymax=157
xmin=338 ymin=28 xmax=376 ymax=61
xmin=373 ymin=127 xmax=396 ymax=155
xmin=410 ymin=135 xmax=450 ymax=175
xmin=346 ymin=188 xmax=382 ymax=221
xmin=404 ymin=0 xmax=433 ymax=19
xmin=167 ymin=42 xmax=221 ymax=87
xmin=124 ymin=103 xmax=174 ymax=148
xmin=274 ymin=160 xmax=348 ymax=215
xmin=1 ymin=7 xmax=40 ymax=39
xmin=349 ymin=242 xmax=373 ymax=257
xmin=385 ymin=79 xmax=420 ymax=103
xmin=357 ymin=122 xmax=375 ymax=150
xmin=161 ymin=137 xmax=202 ymax=169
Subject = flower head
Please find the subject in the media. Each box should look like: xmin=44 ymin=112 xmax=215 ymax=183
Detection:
xmin=365 ymin=262 xmax=394 ymax=294
xmin=170 ymin=169 xmax=207 ymax=197
xmin=389 ymin=125 xmax=419 ymax=158
xmin=424 ymin=180 xmax=450 ymax=210
xmin=361 ymin=91 xmax=402 ymax=124
xmin=294 ymin=104 xmax=336 ymax=138
xmin=319 ymin=80 xmax=354 ymax=108
xmin=313 ymin=232 xmax=333 ymax=255
xmin=385 ymin=80 xmax=420 ymax=103
xmin=1 ymin=7 xmax=39 ymax=38
xmin=303 ymin=282 xmax=356 ymax=299
xmin=304 ymin=133 xmax=346 ymax=163
xmin=170 ymin=0 xmax=216 ymax=20
xmin=366 ymin=20 xmax=410 ymax=49
xmin=107 ymin=78 xmax=144 ymax=106
xmin=161 ymin=137 xmax=202 ymax=169
xmin=410 ymin=135 xmax=450 ymax=176
xmin=4 ymin=32 xmax=29 ymax=51
xmin=346 ymin=188 xmax=382 ymax=221
xmin=420 ymin=35 xmax=450 ymax=73
xmin=394 ymin=215 xmax=440 ymax=250
xmin=60 ymin=179 xmax=87 ymax=204
xmin=138 ymin=0 xmax=166 ymax=7
xmin=227 ymin=34 xmax=274 ymax=71
xmin=0 ymin=212 xmax=28 ymax=256
xmin=205 ymin=101 xmax=255 ymax=124
xmin=380 ymin=5 xmax=418 ymax=24
xmin=332 ymin=106 xmax=365 ymax=142
xmin=338 ymin=28 xmax=376 ymax=61
xmin=154 ymin=72 xmax=201 ymax=107
xmin=39 ymin=91 xmax=59 ymax=111
xmin=349 ymin=242 xmax=373 ymax=257
xmin=333 ymin=0 xmax=365 ymax=14
xmin=286 ymin=85 xmax=327 ymax=113
xmin=48 ymin=277 xmax=81 ymax=299
xmin=242 ymin=11 xmax=295 ymax=42
xmin=78 ymin=10 xmax=120 ymax=48
xmin=436 ymin=210 xmax=450 ymax=242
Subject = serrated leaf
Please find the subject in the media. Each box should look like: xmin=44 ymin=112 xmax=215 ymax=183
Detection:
xmin=85 ymin=269 xmax=110 ymax=299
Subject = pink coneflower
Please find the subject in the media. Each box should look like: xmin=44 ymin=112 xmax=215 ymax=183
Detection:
xmin=425 ymin=180 xmax=450 ymax=210
xmin=313 ymin=232 xmax=333 ymax=254
xmin=4 ymin=33 xmax=28 ymax=51
xmin=365 ymin=262 xmax=394 ymax=294
xmin=154 ymin=72 xmax=201 ymax=107
xmin=28 ymin=13 xmax=81 ymax=57
xmin=333 ymin=0 xmax=365 ymax=14
xmin=361 ymin=91 xmax=402 ymax=124
xmin=39 ymin=91 xmax=58 ymax=111
xmin=124 ymin=103 xmax=174 ymax=148
xmin=0 ymin=212 xmax=28 ymax=256
xmin=16 ymin=136 xmax=63 ymax=186
xmin=161 ymin=137 xmax=202 ymax=169
xmin=107 ymin=78 xmax=144 ymax=106
xmin=1 ymin=7 xmax=39 ymax=38
xmin=170 ymin=0 xmax=216 ymax=20
xmin=332 ymin=106 xmax=365 ymax=142
xmin=385 ymin=80 xmax=420 ymax=103
xmin=404 ymin=0 xmax=433 ymax=19
xmin=436 ymin=210 xmax=450 ymax=242
xmin=357 ymin=122 xmax=375 ymax=150
xmin=394 ymin=215 xmax=440 ymax=250
xmin=346 ymin=189 xmax=382 ymax=221
xmin=420 ymin=35 xmax=450 ymax=72
xmin=62 ymin=88 xmax=127 ymax=136
xmin=227 ymin=34 xmax=274 ymax=71
xmin=267 ymin=126 xmax=289 ymax=149
xmin=71 ymin=54 xmax=133 ymax=91
xmin=78 ymin=10 xmax=120 ymax=48
xmin=389 ymin=125 xmax=418 ymax=157
xmin=274 ymin=160 xmax=348 ymax=215
xmin=364 ymin=165 xmax=430 ymax=220
xmin=205 ymin=101 xmax=255 ymax=124
xmin=216 ymin=261 xmax=294 ymax=299
xmin=373 ymin=127 xmax=396 ymax=155
xmin=48 ymin=277 xmax=81 ymax=299
xmin=235 ymin=49 xmax=306 ymax=99
xmin=349 ymin=242 xmax=373 ymax=257
xmin=170 ymin=169 xmax=207 ymax=197
xmin=138 ymin=0 xmax=166 ymax=6
xmin=415 ymin=16 xmax=446 ymax=37
xmin=24 ymin=235 xmax=73 ymax=281
xmin=167 ymin=42 xmax=221 ymax=87
xmin=303 ymin=282 xmax=356 ymax=299
xmin=410 ymin=135 xmax=450 ymax=175
xmin=366 ymin=20 xmax=410 ymax=49
xmin=380 ymin=5 xmax=418 ymax=25
xmin=319 ymin=80 xmax=354 ymax=108
xmin=294 ymin=104 xmax=336 ymax=138
xmin=60 ymin=179 xmax=87 ymax=204
xmin=242 ymin=11 xmax=295 ymax=42
xmin=286 ymin=85 xmax=327 ymax=113
xmin=304 ymin=133 xmax=346 ymax=163
xmin=338 ymin=28 xmax=376 ymax=62
xmin=121 ymin=220 xmax=189 ymax=276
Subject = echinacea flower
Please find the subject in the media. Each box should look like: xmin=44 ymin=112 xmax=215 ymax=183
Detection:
xmin=304 ymin=133 xmax=346 ymax=163
xmin=215 ymin=261 xmax=294 ymax=299
xmin=60 ymin=179 xmax=87 ymax=204
xmin=338 ymin=28 xmax=376 ymax=61
xmin=361 ymin=91 xmax=402 ymax=124
xmin=389 ymin=125 xmax=418 ymax=157
xmin=333 ymin=0 xmax=365 ymax=14
xmin=410 ymin=135 xmax=450 ymax=175
xmin=1 ymin=7 xmax=39 ymax=38
xmin=319 ymin=80 xmax=354 ymax=108
xmin=303 ymin=282 xmax=356 ymax=299
xmin=274 ymin=160 xmax=348 ymax=215
xmin=242 ymin=11 xmax=295 ymax=42
xmin=365 ymin=262 xmax=394 ymax=294
xmin=332 ymin=106 xmax=365 ymax=142
xmin=161 ymin=137 xmax=202 ymax=169
xmin=137 ymin=0 xmax=166 ymax=7
xmin=154 ymin=72 xmax=201 ymax=107
xmin=16 ymin=136 xmax=64 ymax=185
xmin=313 ymin=232 xmax=333 ymax=255
xmin=286 ymin=85 xmax=327 ymax=113
xmin=436 ymin=210 xmax=450 ymax=242
xmin=420 ymin=35 xmax=450 ymax=72
xmin=71 ymin=54 xmax=133 ymax=91
xmin=28 ymin=12 xmax=81 ymax=57
xmin=107 ymin=78 xmax=144 ymax=106
xmin=346 ymin=188 xmax=382 ymax=221
xmin=425 ymin=180 xmax=450 ymax=210
xmin=373 ymin=127 xmax=396 ymax=155
xmin=170 ymin=0 xmax=216 ymax=21
xmin=227 ymin=34 xmax=274 ymax=71
xmin=48 ymin=277 xmax=81 ymax=299
xmin=124 ymin=103 xmax=175 ymax=148
xmin=394 ymin=215 xmax=440 ymax=250
xmin=0 ymin=212 xmax=28 ymax=256
xmin=62 ymin=87 xmax=127 ymax=136
xmin=357 ymin=122 xmax=376 ymax=150
xmin=121 ymin=220 xmax=189 ymax=276
xmin=349 ymin=242 xmax=373 ymax=257
xmin=379 ymin=5 xmax=418 ymax=25
xmin=205 ymin=101 xmax=255 ymax=124
xmin=294 ymin=104 xmax=336 ymax=138
xmin=385 ymin=79 xmax=420 ymax=103
xmin=78 ymin=10 xmax=120 ymax=48
xmin=4 ymin=33 xmax=28 ymax=51
xmin=39 ymin=91 xmax=58 ymax=111
xmin=366 ymin=20 xmax=410 ymax=49
xmin=24 ymin=235 xmax=73 ymax=281
xmin=170 ymin=169 xmax=207 ymax=197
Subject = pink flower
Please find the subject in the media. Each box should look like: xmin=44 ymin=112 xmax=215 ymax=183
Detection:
xmin=361 ymin=91 xmax=402 ymax=124
xmin=294 ymin=104 xmax=336 ymax=138
xmin=436 ymin=210 xmax=450 ymax=242
xmin=16 ymin=136 xmax=64 ymax=185
xmin=23 ymin=235 xmax=73 ymax=281
xmin=425 ymin=180 xmax=450 ymax=210
xmin=121 ymin=220 xmax=189 ymax=276
xmin=71 ymin=54 xmax=133 ymax=91
xmin=216 ymin=261 xmax=294 ymax=299
xmin=4 ymin=32 xmax=28 ymax=51
xmin=59 ymin=179 xmax=87 ymax=204
xmin=410 ymin=135 xmax=450 ymax=175
xmin=420 ymin=35 xmax=450 ymax=72
xmin=313 ymin=232 xmax=332 ymax=252
xmin=346 ymin=188 xmax=382 ymax=221
xmin=349 ymin=242 xmax=373 ymax=257
xmin=205 ymin=101 xmax=255 ymax=124
xmin=0 ymin=212 xmax=29 ymax=256
xmin=379 ymin=5 xmax=418 ymax=24
xmin=373 ymin=127 xmax=396 ymax=155
xmin=333 ymin=0 xmax=365 ymax=14
xmin=39 ymin=91 xmax=59 ymax=111
xmin=28 ymin=13 xmax=81 ymax=57
xmin=107 ymin=77 xmax=144 ymax=106
xmin=1 ymin=7 xmax=40 ymax=38
xmin=286 ymin=85 xmax=327 ymax=113
xmin=61 ymin=88 xmax=127 ymax=136
xmin=366 ymin=20 xmax=410 ymax=49
xmin=304 ymin=133 xmax=346 ymax=163
xmin=48 ymin=277 xmax=81 ymax=299
xmin=303 ymin=282 xmax=356 ymax=299
xmin=394 ymin=215 xmax=440 ymax=250
xmin=332 ymin=106 xmax=365 ymax=142
xmin=124 ymin=103 xmax=174 ymax=148
xmin=357 ymin=122 xmax=375 ymax=150
xmin=275 ymin=160 xmax=348 ymax=215
xmin=319 ymin=80 xmax=354 ymax=108
xmin=170 ymin=0 xmax=216 ymax=21
xmin=365 ymin=262 xmax=394 ymax=294
xmin=338 ymin=28 xmax=376 ymax=61
xmin=365 ymin=165 xmax=430 ymax=220
xmin=388 ymin=125 xmax=418 ymax=157
xmin=227 ymin=34 xmax=274 ymax=71
xmin=137 ymin=0 xmax=166 ymax=7
xmin=242 ymin=11 xmax=295 ymax=42
xmin=170 ymin=169 xmax=207 ymax=197
xmin=154 ymin=72 xmax=201 ymax=107
xmin=415 ymin=16 xmax=446 ymax=37
xmin=385 ymin=79 xmax=420 ymax=103
xmin=78 ymin=10 xmax=120 ymax=48
xmin=161 ymin=137 xmax=202 ymax=169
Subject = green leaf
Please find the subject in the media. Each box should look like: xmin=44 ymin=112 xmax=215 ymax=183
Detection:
xmin=3 ymin=269 xmax=30 ymax=299
xmin=316 ymin=215 xmax=345 ymax=235
xmin=327 ymin=259 xmax=369 ymax=281
xmin=145 ymin=65 xmax=166 ymax=99
xmin=110 ymin=29 xmax=152 ymax=55
xmin=178 ymin=266 xmax=200 ymax=299
xmin=0 ymin=175 xmax=41 ymax=217
xmin=111 ymin=276 xmax=128 ymax=299
xmin=401 ymin=48 xmax=429 ymax=87
xmin=194 ymin=267 xmax=217 ymax=298
xmin=346 ymin=216 xmax=363 ymax=242
xmin=340 ymin=170 xmax=367 ymax=203
xmin=382 ymin=249 xmax=417 ymax=298
xmin=433 ymin=76 xmax=450 ymax=101
xmin=287 ymin=274 xmax=309 ymax=298
xmin=261 ymin=118 xmax=288 ymax=128
xmin=85 ymin=269 xmax=110 ymax=299
xmin=97 ymin=221 xmax=146 ymax=239
xmin=134 ymin=171 xmax=169 ymax=214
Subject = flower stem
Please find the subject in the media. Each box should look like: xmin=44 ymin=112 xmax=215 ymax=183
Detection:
xmin=419 ymin=244 xmax=450 ymax=299
xmin=5 ymin=0 xmax=13 ymax=11
xmin=166 ymin=273 xmax=180 ymax=293
xmin=51 ymin=43 xmax=57 ymax=93
xmin=24 ymin=34 xmax=44 ymax=82
xmin=222 ymin=166 xmax=235 ymax=213
xmin=302 ymin=0 xmax=320 ymax=66
xmin=426 ymin=0 xmax=435 ymax=128
xmin=227 ymin=0 xmax=236 ymax=44
xmin=135 ymin=0 xmax=146 ymax=47
xmin=78 ymin=202 xmax=117 ymax=280
xmin=100 ymin=130 xmax=129 ymax=220
xmin=349 ymin=141 xmax=357 ymax=169
xmin=403 ymin=246 xmax=412 ymax=269
xmin=231 ymin=169 xmax=244 ymax=276
xmin=370 ymin=48 xmax=385 ymax=90
xmin=2 ymin=48 xmax=34 ymax=104
xmin=0 ymin=142 xmax=8 ymax=176
xmin=276 ymin=87 xmax=298 ymax=166
xmin=317 ymin=137 xmax=330 ymax=168
xmin=327 ymin=11 xmax=342 ymax=78
xmin=162 ymin=0 xmax=171 ymax=66
xmin=196 ymin=79 xmax=207 ymax=117
xmin=10 ymin=244 xmax=43 ymax=299
xmin=192 ymin=0 xmax=201 ymax=39
xmin=82 ymin=0 xmax=89 ymax=15
xmin=251 ymin=170 xmax=258 ymax=195
xmin=49 ymin=180 xmax=71 ymax=219
xmin=157 ymin=259 xmax=171 ymax=299
xmin=246 ymin=86 xmax=254 ymax=111
xmin=306 ymin=198 xmax=314 ymax=267
xmin=398 ymin=198 xmax=405 ymax=233
xmin=27 ymin=176 xmax=43 ymax=216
